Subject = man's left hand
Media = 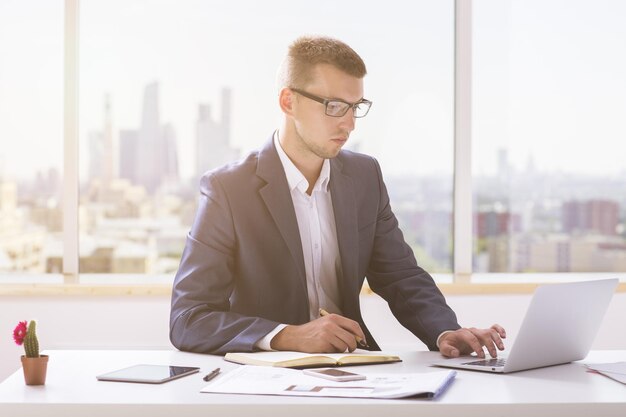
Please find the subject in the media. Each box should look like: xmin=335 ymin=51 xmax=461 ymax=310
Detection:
xmin=438 ymin=324 xmax=507 ymax=358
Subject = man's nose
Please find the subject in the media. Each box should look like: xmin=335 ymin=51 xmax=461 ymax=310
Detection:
xmin=338 ymin=108 xmax=356 ymax=132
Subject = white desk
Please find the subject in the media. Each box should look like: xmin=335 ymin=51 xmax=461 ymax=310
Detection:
xmin=0 ymin=349 xmax=624 ymax=417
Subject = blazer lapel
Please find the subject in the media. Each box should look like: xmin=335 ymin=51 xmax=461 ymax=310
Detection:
xmin=329 ymin=156 xmax=360 ymax=317
xmin=256 ymin=137 xmax=308 ymax=295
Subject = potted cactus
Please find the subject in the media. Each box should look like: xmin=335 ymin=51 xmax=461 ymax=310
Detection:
xmin=13 ymin=320 xmax=49 ymax=385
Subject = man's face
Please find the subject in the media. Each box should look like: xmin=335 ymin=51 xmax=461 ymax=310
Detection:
xmin=290 ymin=63 xmax=364 ymax=160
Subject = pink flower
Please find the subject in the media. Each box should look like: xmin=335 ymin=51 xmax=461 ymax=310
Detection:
xmin=13 ymin=321 xmax=27 ymax=346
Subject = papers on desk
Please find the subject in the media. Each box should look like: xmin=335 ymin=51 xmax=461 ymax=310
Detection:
xmin=585 ymin=362 xmax=626 ymax=385
xmin=201 ymin=365 xmax=456 ymax=399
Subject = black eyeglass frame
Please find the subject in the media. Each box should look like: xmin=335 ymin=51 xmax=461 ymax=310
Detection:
xmin=290 ymin=88 xmax=372 ymax=118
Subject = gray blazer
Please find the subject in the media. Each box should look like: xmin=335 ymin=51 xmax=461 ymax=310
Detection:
xmin=169 ymin=136 xmax=460 ymax=354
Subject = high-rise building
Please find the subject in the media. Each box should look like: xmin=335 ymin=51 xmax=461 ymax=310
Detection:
xmin=88 ymin=131 xmax=104 ymax=182
xmin=502 ymin=234 xmax=626 ymax=273
xmin=136 ymin=82 xmax=160 ymax=192
xmin=562 ymin=199 xmax=619 ymax=236
xmin=220 ymin=87 xmax=231 ymax=143
xmin=102 ymin=94 xmax=116 ymax=182
xmin=475 ymin=209 xmax=521 ymax=238
xmin=135 ymin=82 xmax=179 ymax=192
xmin=0 ymin=177 xmax=17 ymax=213
xmin=0 ymin=178 xmax=45 ymax=272
xmin=497 ymin=148 xmax=512 ymax=181
xmin=33 ymin=167 xmax=61 ymax=200
xmin=161 ymin=122 xmax=179 ymax=185
xmin=195 ymin=87 xmax=239 ymax=181
xmin=88 ymin=95 xmax=117 ymax=184
xmin=119 ymin=129 xmax=139 ymax=185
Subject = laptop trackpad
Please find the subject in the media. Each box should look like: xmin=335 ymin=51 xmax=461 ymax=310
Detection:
xmin=463 ymin=358 xmax=507 ymax=367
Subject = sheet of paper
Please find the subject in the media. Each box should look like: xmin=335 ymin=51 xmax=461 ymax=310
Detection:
xmin=586 ymin=362 xmax=626 ymax=384
xmin=201 ymin=365 xmax=455 ymax=399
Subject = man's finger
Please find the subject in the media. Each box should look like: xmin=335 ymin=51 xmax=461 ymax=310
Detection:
xmin=461 ymin=329 xmax=485 ymax=358
xmin=438 ymin=340 xmax=460 ymax=358
xmin=467 ymin=328 xmax=496 ymax=358
xmin=328 ymin=332 xmax=352 ymax=353
xmin=490 ymin=323 xmax=506 ymax=338
xmin=334 ymin=327 xmax=358 ymax=352
xmin=440 ymin=329 xmax=484 ymax=358
xmin=484 ymin=339 xmax=498 ymax=358
xmin=489 ymin=328 xmax=505 ymax=350
xmin=469 ymin=328 xmax=502 ymax=358
xmin=324 ymin=313 xmax=367 ymax=346
xmin=332 ymin=314 xmax=367 ymax=342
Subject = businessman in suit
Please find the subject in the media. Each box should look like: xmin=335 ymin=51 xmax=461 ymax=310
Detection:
xmin=170 ymin=36 xmax=506 ymax=358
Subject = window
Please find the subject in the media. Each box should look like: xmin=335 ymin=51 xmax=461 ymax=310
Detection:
xmin=473 ymin=0 xmax=626 ymax=273
xmin=0 ymin=0 xmax=64 ymax=276
xmin=3 ymin=1 xmax=622 ymax=289
xmin=78 ymin=0 xmax=454 ymax=275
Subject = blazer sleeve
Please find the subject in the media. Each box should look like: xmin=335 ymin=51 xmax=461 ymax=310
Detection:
xmin=364 ymin=158 xmax=461 ymax=351
xmin=169 ymin=173 xmax=280 ymax=354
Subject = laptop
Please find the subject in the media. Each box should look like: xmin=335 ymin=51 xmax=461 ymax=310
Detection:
xmin=432 ymin=278 xmax=618 ymax=373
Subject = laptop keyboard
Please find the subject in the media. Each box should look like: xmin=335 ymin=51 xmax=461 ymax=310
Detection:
xmin=463 ymin=358 xmax=507 ymax=367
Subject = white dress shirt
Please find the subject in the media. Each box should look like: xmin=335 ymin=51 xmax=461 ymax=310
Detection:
xmin=256 ymin=133 xmax=452 ymax=351
xmin=255 ymin=133 xmax=344 ymax=350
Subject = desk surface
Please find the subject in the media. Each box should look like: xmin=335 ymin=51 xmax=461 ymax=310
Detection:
xmin=0 ymin=349 xmax=624 ymax=417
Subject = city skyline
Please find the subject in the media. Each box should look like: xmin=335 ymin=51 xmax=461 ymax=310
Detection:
xmin=87 ymin=82 xmax=240 ymax=189
xmin=1 ymin=1 xmax=626 ymax=275
xmin=2 ymin=152 xmax=625 ymax=274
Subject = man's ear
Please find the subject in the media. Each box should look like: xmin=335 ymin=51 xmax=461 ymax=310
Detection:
xmin=278 ymin=87 xmax=295 ymax=116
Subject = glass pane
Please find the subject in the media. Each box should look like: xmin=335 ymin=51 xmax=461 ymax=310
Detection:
xmin=0 ymin=1 xmax=64 ymax=275
xmin=79 ymin=0 xmax=453 ymax=275
xmin=473 ymin=0 xmax=626 ymax=273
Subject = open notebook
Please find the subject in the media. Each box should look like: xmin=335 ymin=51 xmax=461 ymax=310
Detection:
xmin=224 ymin=349 xmax=401 ymax=369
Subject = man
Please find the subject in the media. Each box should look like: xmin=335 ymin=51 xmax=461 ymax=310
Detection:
xmin=170 ymin=36 xmax=506 ymax=358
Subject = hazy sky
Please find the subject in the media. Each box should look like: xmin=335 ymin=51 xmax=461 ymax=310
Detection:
xmin=1 ymin=0 xmax=625 ymax=182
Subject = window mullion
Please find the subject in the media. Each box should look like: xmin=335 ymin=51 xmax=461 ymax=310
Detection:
xmin=63 ymin=0 xmax=79 ymax=283
xmin=454 ymin=0 xmax=473 ymax=282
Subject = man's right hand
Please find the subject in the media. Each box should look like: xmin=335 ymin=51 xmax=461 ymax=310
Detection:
xmin=270 ymin=313 xmax=367 ymax=353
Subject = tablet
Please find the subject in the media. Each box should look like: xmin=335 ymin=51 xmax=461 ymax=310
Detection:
xmin=96 ymin=364 xmax=200 ymax=384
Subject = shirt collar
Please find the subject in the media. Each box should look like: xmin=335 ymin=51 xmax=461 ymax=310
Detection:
xmin=273 ymin=131 xmax=331 ymax=193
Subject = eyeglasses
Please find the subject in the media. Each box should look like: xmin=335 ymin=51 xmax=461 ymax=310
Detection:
xmin=290 ymin=88 xmax=372 ymax=118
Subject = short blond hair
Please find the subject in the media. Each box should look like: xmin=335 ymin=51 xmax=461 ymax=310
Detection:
xmin=277 ymin=36 xmax=367 ymax=90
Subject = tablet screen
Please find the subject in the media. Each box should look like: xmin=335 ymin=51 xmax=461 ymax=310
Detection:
xmin=96 ymin=364 xmax=200 ymax=384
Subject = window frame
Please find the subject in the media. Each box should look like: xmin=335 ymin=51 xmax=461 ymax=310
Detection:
xmin=0 ymin=0 xmax=622 ymax=295
xmin=63 ymin=0 xmax=79 ymax=283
